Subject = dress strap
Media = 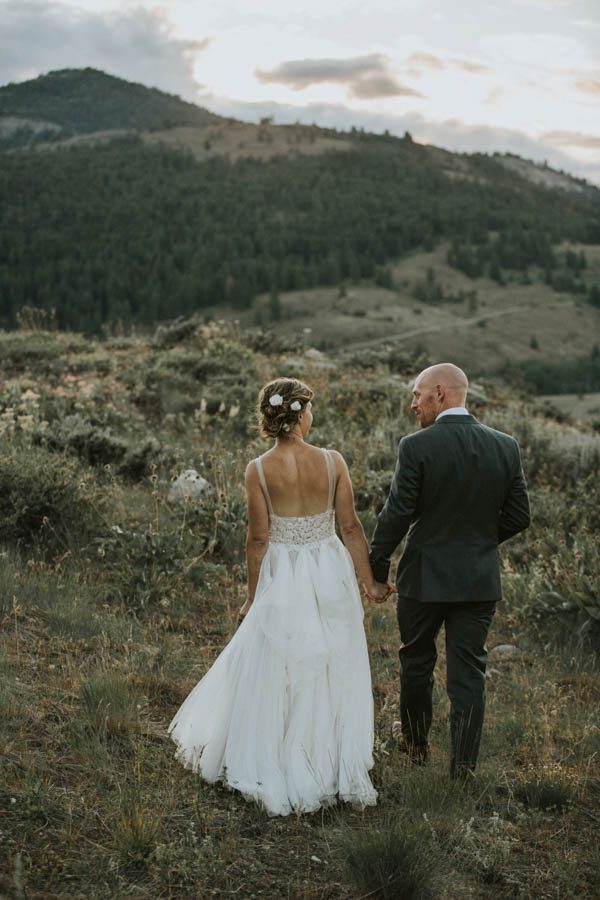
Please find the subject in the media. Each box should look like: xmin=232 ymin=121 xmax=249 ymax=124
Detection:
xmin=322 ymin=448 xmax=336 ymax=509
xmin=254 ymin=457 xmax=274 ymax=515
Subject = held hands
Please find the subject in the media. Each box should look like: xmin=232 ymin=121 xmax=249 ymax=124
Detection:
xmin=364 ymin=580 xmax=397 ymax=604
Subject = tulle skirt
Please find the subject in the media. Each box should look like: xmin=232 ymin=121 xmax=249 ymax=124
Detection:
xmin=167 ymin=534 xmax=378 ymax=816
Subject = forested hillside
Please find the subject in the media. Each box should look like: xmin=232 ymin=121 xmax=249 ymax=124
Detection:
xmin=1 ymin=138 xmax=598 ymax=331
xmin=0 ymin=68 xmax=219 ymax=146
xmin=1 ymin=68 xmax=599 ymax=333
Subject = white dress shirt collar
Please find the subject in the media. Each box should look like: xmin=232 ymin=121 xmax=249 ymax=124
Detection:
xmin=436 ymin=406 xmax=470 ymax=421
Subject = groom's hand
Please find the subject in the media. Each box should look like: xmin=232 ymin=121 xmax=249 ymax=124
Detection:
xmin=366 ymin=581 xmax=395 ymax=603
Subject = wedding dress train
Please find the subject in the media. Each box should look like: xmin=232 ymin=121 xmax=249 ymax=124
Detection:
xmin=167 ymin=448 xmax=378 ymax=816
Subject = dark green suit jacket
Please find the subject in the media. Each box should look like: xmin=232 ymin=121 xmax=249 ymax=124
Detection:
xmin=369 ymin=414 xmax=531 ymax=603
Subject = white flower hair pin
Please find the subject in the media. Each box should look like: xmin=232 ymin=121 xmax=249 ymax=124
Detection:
xmin=269 ymin=394 xmax=283 ymax=407
xmin=290 ymin=400 xmax=302 ymax=411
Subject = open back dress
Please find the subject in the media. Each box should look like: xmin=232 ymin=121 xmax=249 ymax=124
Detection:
xmin=167 ymin=447 xmax=378 ymax=816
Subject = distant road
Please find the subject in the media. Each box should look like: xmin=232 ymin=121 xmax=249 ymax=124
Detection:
xmin=335 ymin=303 xmax=560 ymax=356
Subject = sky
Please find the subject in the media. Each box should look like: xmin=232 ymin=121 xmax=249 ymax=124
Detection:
xmin=1 ymin=0 xmax=599 ymax=183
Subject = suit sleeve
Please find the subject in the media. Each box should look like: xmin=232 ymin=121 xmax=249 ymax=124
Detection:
xmin=498 ymin=439 xmax=531 ymax=544
xmin=369 ymin=436 xmax=421 ymax=583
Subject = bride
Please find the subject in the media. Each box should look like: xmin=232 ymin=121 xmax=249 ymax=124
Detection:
xmin=168 ymin=377 xmax=391 ymax=816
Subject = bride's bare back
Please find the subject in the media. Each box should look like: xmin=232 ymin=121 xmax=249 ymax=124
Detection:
xmin=258 ymin=442 xmax=333 ymax=517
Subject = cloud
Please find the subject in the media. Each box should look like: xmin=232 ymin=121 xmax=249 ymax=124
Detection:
xmin=0 ymin=0 xmax=210 ymax=102
xmin=202 ymin=94 xmax=600 ymax=184
xmin=573 ymin=76 xmax=600 ymax=95
xmin=255 ymin=54 xmax=424 ymax=100
xmin=454 ymin=59 xmax=490 ymax=74
xmin=404 ymin=52 xmax=491 ymax=77
xmin=542 ymin=130 xmax=600 ymax=149
xmin=406 ymin=52 xmax=444 ymax=71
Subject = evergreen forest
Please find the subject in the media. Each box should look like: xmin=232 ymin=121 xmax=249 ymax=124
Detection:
xmin=1 ymin=131 xmax=599 ymax=332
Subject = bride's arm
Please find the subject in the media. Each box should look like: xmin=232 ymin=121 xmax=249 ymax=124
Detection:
xmin=329 ymin=451 xmax=382 ymax=598
xmin=239 ymin=461 xmax=270 ymax=619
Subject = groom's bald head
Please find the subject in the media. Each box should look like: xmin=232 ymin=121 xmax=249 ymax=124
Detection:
xmin=411 ymin=363 xmax=469 ymax=428
xmin=416 ymin=363 xmax=468 ymax=400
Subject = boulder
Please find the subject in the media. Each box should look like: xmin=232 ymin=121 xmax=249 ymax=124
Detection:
xmin=168 ymin=469 xmax=212 ymax=503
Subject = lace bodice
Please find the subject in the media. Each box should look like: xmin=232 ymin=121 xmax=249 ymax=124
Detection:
xmin=255 ymin=449 xmax=337 ymax=547
xmin=269 ymin=508 xmax=336 ymax=546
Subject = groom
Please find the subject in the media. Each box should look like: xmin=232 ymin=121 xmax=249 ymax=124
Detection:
xmin=369 ymin=363 xmax=530 ymax=778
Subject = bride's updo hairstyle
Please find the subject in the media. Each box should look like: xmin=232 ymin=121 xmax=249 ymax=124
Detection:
xmin=258 ymin=377 xmax=314 ymax=439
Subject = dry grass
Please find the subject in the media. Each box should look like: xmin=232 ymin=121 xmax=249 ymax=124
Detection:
xmin=234 ymin=243 xmax=600 ymax=373
xmin=0 ymin=323 xmax=598 ymax=898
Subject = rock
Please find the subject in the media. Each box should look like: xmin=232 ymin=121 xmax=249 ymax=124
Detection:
xmin=168 ymin=469 xmax=212 ymax=503
xmin=490 ymin=644 xmax=522 ymax=659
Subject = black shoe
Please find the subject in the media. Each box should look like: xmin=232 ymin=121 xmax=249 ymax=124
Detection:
xmin=450 ymin=761 xmax=476 ymax=782
xmin=392 ymin=723 xmax=429 ymax=766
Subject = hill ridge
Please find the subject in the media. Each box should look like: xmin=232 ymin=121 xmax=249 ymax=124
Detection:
xmin=1 ymin=67 xmax=597 ymax=197
xmin=0 ymin=67 xmax=221 ymax=139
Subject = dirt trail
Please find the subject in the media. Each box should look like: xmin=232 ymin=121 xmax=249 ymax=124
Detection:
xmin=335 ymin=303 xmax=560 ymax=355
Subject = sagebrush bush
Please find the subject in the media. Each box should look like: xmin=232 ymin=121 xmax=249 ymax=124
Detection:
xmin=339 ymin=818 xmax=435 ymax=900
xmin=0 ymin=444 xmax=105 ymax=553
xmin=127 ymin=336 xmax=257 ymax=421
xmin=485 ymin=408 xmax=600 ymax=487
xmin=0 ymin=331 xmax=88 ymax=370
xmin=152 ymin=316 xmax=202 ymax=349
xmin=515 ymin=777 xmax=573 ymax=812
xmin=99 ymin=523 xmax=192 ymax=612
xmin=35 ymin=414 xmax=163 ymax=479
xmin=502 ymin=479 xmax=600 ymax=648
xmin=35 ymin=413 xmax=129 ymax=466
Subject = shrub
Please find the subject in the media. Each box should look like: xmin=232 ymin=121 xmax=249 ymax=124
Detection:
xmin=339 ymin=818 xmax=435 ymax=899
xmin=0 ymin=444 xmax=105 ymax=553
xmin=484 ymin=410 xmax=600 ymax=487
xmin=152 ymin=316 xmax=202 ymax=349
xmin=35 ymin=413 xmax=128 ymax=466
xmin=515 ymin=777 xmax=573 ymax=812
xmin=35 ymin=414 xmax=164 ymax=478
xmin=118 ymin=437 xmax=163 ymax=480
xmin=98 ymin=524 xmax=191 ymax=613
xmin=0 ymin=331 xmax=89 ymax=371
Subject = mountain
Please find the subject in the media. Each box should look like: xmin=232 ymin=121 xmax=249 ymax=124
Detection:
xmin=0 ymin=68 xmax=599 ymax=339
xmin=0 ymin=67 xmax=220 ymax=145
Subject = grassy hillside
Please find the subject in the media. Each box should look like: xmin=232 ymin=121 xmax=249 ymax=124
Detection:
xmin=0 ymin=320 xmax=598 ymax=898
xmin=243 ymin=242 xmax=600 ymax=383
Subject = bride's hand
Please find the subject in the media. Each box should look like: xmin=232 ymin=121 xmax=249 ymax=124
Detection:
xmin=237 ymin=598 xmax=253 ymax=623
xmin=365 ymin=581 xmax=396 ymax=604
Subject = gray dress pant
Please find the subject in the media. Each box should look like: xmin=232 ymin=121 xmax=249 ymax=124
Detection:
xmin=396 ymin=595 xmax=496 ymax=775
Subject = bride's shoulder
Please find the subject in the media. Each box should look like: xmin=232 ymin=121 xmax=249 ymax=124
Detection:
xmin=245 ymin=449 xmax=274 ymax=476
xmin=322 ymin=447 xmax=347 ymax=471
xmin=244 ymin=455 xmax=261 ymax=479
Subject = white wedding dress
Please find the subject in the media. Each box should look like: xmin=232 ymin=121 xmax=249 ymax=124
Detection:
xmin=167 ymin=448 xmax=378 ymax=816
